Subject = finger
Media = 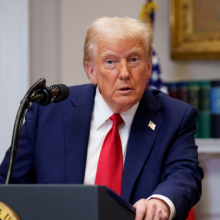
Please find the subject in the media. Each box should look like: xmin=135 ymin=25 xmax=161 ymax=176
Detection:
xmin=135 ymin=207 xmax=146 ymax=220
xmin=154 ymin=208 xmax=169 ymax=220
xmin=153 ymin=211 xmax=161 ymax=220
xmin=134 ymin=200 xmax=147 ymax=220
xmin=144 ymin=202 xmax=156 ymax=220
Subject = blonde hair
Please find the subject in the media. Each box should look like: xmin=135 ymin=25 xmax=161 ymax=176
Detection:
xmin=83 ymin=17 xmax=152 ymax=71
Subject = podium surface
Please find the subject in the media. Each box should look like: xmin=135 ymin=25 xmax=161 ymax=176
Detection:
xmin=0 ymin=185 xmax=135 ymax=220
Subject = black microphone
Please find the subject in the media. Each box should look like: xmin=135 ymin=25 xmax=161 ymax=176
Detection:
xmin=29 ymin=84 xmax=70 ymax=106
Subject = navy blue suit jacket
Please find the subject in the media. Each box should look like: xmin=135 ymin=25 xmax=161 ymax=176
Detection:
xmin=0 ymin=84 xmax=203 ymax=219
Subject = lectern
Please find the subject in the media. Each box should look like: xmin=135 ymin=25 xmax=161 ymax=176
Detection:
xmin=0 ymin=185 xmax=135 ymax=220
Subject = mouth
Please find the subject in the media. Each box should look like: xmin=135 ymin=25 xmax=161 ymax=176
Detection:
xmin=118 ymin=87 xmax=132 ymax=93
xmin=119 ymin=88 xmax=131 ymax=91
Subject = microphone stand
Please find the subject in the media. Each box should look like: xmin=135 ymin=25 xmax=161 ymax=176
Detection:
xmin=5 ymin=78 xmax=46 ymax=184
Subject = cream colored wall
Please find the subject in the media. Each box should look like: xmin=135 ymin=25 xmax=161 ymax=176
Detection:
xmin=30 ymin=0 xmax=60 ymax=86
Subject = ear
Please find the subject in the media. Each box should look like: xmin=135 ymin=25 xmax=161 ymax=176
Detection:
xmin=85 ymin=61 xmax=98 ymax=85
xmin=146 ymin=59 xmax=152 ymax=80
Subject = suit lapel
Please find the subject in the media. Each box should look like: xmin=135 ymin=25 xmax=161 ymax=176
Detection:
xmin=64 ymin=85 xmax=96 ymax=184
xmin=121 ymin=89 xmax=163 ymax=201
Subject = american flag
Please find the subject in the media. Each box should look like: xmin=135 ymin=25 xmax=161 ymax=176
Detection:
xmin=148 ymin=49 xmax=168 ymax=94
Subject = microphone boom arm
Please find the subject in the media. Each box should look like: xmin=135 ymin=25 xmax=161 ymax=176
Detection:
xmin=5 ymin=78 xmax=46 ymax=184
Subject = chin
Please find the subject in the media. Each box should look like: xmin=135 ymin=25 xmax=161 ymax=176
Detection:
xmin=115 ymin=99 xmax=137 ymax=112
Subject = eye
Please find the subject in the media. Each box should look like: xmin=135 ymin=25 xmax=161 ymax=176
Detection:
xmin=130 ymin=57 xmax=139 ymax=62
xmin=104 ymin=58 xmax=117 ymax=69
xmin=106 ymin=60 xmax=114 ymax=64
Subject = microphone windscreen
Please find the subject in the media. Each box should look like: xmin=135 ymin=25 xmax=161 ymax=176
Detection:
xmin=54 ymin=84 xmax=70 ymax=102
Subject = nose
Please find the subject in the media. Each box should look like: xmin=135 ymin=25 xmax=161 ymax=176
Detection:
xmin=118 ymin=59 xmax=130 ymax=80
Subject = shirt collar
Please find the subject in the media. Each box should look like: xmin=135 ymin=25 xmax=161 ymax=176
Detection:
xmin=94 ymin=87 xmax=139 ymax=131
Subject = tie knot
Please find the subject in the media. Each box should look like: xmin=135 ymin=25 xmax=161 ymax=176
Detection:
xmin=110 ymin=113 xmax=124 ymax=128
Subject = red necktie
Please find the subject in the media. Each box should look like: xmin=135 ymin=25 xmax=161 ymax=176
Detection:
xmin=187 ymin=208 xmax=196 ymax=220
xmin=95 ymin=113 xmax=124 ymax=196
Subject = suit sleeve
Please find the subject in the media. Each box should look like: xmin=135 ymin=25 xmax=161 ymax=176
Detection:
xmin=0 ymin=103 xmax=39 ymax=183
xmin=151 ymin=106 xmax=204 ymax=220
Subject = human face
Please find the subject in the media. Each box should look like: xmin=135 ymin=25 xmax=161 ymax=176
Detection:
xmin=86 ymin=36 xmax=152 ymax=113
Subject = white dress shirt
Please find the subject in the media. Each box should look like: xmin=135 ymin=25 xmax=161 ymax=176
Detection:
xmin=83 ymin=87 xmax=176 ymax=220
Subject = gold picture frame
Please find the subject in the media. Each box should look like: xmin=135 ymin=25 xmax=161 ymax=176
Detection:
xmin=170 ymin=0 xmax=220 ymax=60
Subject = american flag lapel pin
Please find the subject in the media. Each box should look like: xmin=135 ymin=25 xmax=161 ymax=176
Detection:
xmin=148 ymin=121 xmax=156 ymax=130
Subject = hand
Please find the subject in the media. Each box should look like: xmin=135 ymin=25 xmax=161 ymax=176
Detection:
xmin=133 ymin=198 xmax=170 ymax=220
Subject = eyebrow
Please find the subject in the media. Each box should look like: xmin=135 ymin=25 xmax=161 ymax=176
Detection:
xmin=100 ymin=47 xmax=144 ymax=59
xmin=100 ymin=51 xmax=116 ymax=59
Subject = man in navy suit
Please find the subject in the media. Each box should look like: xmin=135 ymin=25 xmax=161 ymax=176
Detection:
xmin=0 ymin=17 xmax=203 ymax=220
